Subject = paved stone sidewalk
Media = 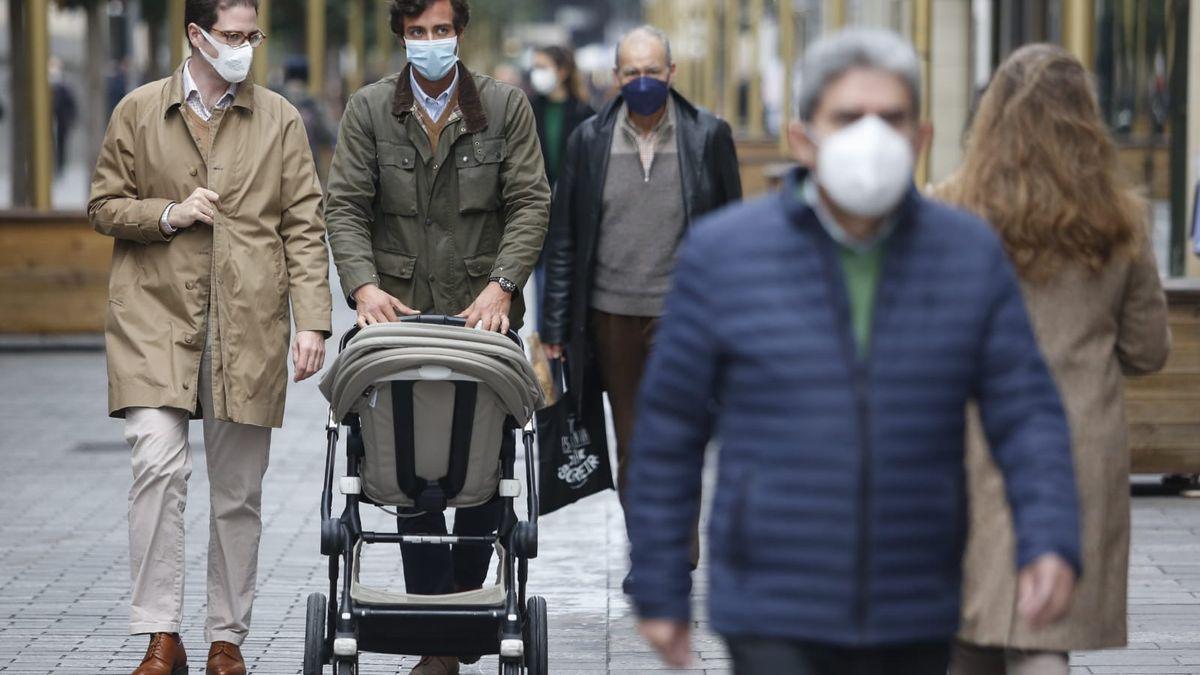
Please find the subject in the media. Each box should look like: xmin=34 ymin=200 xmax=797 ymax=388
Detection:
xmin=1 ymin=343 xmax=1199 ymax=674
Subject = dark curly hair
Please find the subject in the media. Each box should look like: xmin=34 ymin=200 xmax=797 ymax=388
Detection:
xmin=185 ymin=0 xmax=259 ymax=31
xmin=390 ymin=0 xmax=470 ymax=37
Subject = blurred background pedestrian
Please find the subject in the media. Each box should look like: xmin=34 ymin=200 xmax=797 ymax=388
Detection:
xmin=938 ymin=43 xmax=1172 ymax=675
xmin=528 ymin=44 xmax=594 ymax=330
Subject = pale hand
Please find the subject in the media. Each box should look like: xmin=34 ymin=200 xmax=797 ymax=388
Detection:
xmin=639 ymin=619 xmax=691 ymax=668
xmin=1017 ymin=553 xmax=1076 ymax=629
xmin=168 ymin=187 xmax=221 ymax=230
xmin=291 ymin=330 xmax=327 ymax=382
xmin=353 ymin=283 xmax=419 ymax=328
xmin=542 ymin=343 xmax=563 ymax=361
xmin=457 ymin=282 xmax=513 ymax=333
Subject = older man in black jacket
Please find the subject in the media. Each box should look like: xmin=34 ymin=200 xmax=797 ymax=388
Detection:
xmin=540 ymin=24 xmax=741 ymax=576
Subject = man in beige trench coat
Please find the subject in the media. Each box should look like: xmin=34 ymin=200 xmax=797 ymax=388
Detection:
xmin=88 ymin=1 xmax=332 ymax=673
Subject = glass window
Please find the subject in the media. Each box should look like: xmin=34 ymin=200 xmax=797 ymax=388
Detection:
xmin=1095 ymin=0 xmax=1190 ymax=275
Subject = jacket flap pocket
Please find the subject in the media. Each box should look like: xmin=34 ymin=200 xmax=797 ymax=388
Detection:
xmin=463 ymin=253 xmax=495 ymax=278
xmin=379 ymin=143 xmax=418 ymax=170
xmin=375 ymin=250 xmax=417 ymax=279
xmin=459 ymin=138 xmax=506 ymax=168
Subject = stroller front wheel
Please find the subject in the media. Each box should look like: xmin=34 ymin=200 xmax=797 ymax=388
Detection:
xmin=524 ymin=596 xmax=549 ymax=675
xmin=499 ymin=661 xmax=522 ymax=674
xmin=304 ymin=592 xmax=328 ymax=675
xmin=333 ymin=657 xmax=358 ymax=675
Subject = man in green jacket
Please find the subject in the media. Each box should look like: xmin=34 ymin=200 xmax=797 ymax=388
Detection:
xmin=325 ymin=0 xmax=549 ymax=672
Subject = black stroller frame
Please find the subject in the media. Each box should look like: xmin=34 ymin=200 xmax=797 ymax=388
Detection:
xmin=304 ymin=315 xmax=546 ymax=675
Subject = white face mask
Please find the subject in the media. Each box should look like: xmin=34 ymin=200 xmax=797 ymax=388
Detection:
xmin=198 ymin=27 xmax=254 ymax=84
xmin=814 ymin=115 xmax=914 ymax=218
xmin=530 ymin=67 xmax=559 ymax=96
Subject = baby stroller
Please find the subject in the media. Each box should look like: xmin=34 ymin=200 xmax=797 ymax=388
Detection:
xmin=307 ymin=315 xmax=546 ymax=674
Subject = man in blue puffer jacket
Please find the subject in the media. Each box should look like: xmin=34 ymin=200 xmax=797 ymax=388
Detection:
xmin=624 ymin=28 xmax=1081 ymax=675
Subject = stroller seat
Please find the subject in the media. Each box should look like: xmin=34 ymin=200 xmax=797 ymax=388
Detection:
xmin=307 ymin=317 xmax=549 ymax=675
xmin=321 ymin=322 xmax=541 ymax=512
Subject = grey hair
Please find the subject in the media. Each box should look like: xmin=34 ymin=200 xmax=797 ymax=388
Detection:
xmin=796 ymin=28 xmax=921 ymax=121
xmin=615 ymin=25 xmax=673 ymax=70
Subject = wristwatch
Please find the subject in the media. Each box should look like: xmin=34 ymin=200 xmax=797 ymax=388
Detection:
xmin=489 ymin=276 xmax=518 ymax=294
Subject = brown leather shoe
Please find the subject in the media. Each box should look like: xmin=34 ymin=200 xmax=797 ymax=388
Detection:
xmin=410 ymin=655 xmax=460 ymax=675
xmin=132 ymin=633 xmax=187 ymax=675
xmin=206 ymin=641 xmax=247 ymax=675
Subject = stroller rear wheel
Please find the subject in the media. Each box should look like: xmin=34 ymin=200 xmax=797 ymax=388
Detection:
xmin=333 ymin=657 xmax=358 ymax=675
xmin=499 ymin=662 xmax=522 ymax=674
xmin=524 ymin=596 xmax=548 ymax=675
xmin=304 ymin=593 xmax=327 ymax=675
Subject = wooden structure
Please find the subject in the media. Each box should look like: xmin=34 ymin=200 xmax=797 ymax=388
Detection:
xmin=0 ymin=212 xmax=108 ymax=333
xmin=1129 ymin=278 xmax=1200 ymax=474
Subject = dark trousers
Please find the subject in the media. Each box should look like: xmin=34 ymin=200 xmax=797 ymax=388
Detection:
xmin=592 ymin=309 xmax=699 ymax=567
xmin=725 ymin=637 xmax=950 ymax=675
xmin=396 ymin=432 xmax=512 ymax=595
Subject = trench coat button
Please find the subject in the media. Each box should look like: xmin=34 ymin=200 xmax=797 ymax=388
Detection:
xmin=183 ymin=382 xmax=190 ymax=390
xmin=185 ymin=281 xmax=195 ymax=290
xmin=433 ymin=163 xmax=439 ymax=171
xmin=189 ymin=168 xmax=198 ymax=177
xmin=184 ymin=335 xmax=194 ymax=344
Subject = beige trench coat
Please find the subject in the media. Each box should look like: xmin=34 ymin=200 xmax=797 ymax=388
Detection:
xmin=959 ymin=237 xmax=1170 ymax=651
xmin=89 ymin=65 xmax=332 ymax=428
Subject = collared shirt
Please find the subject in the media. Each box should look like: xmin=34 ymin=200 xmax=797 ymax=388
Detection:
xmin=618 ymin=99 xmax=675 ymax=182
xmin=410 ymin=67 xmax=460 ymax=122
xmin=802 ymin=178 xmax=894 ymax=359
xmin=161 ymin=60 xmax=238 ymax=234
xmin=181 ymin=59 xmax=238 ymax=122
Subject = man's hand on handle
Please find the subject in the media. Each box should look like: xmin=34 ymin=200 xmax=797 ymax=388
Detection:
xmin=639 ymin=619 xmax=692 ymax=668
xmin=1017 ymin=553 xmax=1076 ymax=629
xmin=168 ymin=188 xmax=221 ymax=230
xmin=353 ymin=284 xmax=418 ymax=328
xmin=291 ymin=330 xmax=326 ymax=382
xmin=542 ymin=343 xmax=563 ymax=361
xmin=457 ymin=282 xmax=513 ymax=334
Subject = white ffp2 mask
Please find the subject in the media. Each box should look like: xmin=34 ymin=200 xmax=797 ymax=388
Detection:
xmin=815 ymin=115 xmax=914 ymax=218
xmin=199 ymin=28 xmax=254 ymax=84
xmin=530 ymin=67 xmax=559 ymax=96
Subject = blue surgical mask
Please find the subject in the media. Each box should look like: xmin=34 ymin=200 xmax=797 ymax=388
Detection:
xmin=621 ymin=76 xmax=670 ymax=116
xmin=406 ymin=36 xmax=459 ymax=81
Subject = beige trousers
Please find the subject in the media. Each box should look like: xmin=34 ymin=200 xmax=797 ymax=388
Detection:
xmin=125 ymin=344 xmax=271 ymax=645
xmin=950 ymin=641 xmax=1070 ymax=675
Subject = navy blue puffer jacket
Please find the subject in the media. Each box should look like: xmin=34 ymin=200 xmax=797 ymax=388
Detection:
xmin=625 ymin=169 xmax=1081 ymax=646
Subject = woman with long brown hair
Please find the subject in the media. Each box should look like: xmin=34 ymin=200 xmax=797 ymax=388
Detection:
xmin=939 ymin=44 xmax=1171 ymax=675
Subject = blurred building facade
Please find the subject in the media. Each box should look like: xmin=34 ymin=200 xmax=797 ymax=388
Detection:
xmin=0 ymin=0 xmax=1198 ymax=334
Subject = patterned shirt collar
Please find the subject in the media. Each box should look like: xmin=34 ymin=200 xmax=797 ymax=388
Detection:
xmin=182 ymin=59 xmax=238 ymax=121
xmin=410 ymin=68 xmax=460 ymax=121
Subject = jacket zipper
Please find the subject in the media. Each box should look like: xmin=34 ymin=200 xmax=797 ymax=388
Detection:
xmin=852 ymin=358 xmax=872 ymax=634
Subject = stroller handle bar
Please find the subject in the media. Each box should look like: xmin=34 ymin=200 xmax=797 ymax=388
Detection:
xmin=339 ymin=314 xmax=524 ymax=351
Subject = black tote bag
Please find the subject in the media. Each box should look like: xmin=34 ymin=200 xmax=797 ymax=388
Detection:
xmin=537 ymin=358 xmax=614 ymax=515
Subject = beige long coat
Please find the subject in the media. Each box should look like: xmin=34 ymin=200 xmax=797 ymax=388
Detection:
xmin=89 ymin=65 xmax=332 ymax=428
xmin=959 ymin=237 xmax=1170 ymax=651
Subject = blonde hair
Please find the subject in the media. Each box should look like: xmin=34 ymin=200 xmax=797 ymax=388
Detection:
xmin=938 ymin=44 xmax=1143 ymax=282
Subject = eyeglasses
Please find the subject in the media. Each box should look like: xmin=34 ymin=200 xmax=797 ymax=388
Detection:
xmin=210 ymin=28 xmax=267 ymax=48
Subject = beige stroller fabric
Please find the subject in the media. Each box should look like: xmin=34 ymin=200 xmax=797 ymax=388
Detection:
xmin=319 ymin=323 xmax=543 ymax=508
xmin=350 ymin=541 xmax=508 ymax=606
